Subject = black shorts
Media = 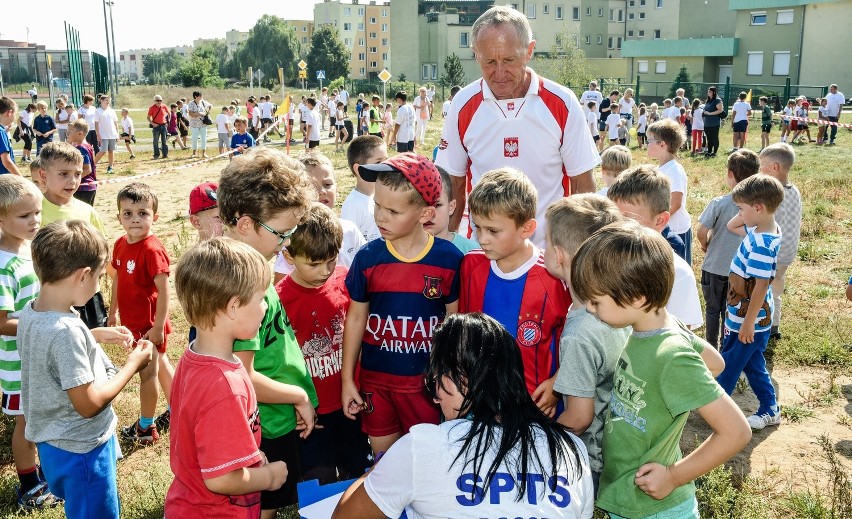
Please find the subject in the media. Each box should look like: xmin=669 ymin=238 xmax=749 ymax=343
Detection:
xmin=761 ymin=123 xmax=772 ymax=133
xmin=308 ymin=140 xmax=320 ymax=148
xmin=733 ymin=120 xmax=748 ymax=132
xmin=397 ymin=141 xmax=414 ymax=152
xmin=86 ymin=130 xmax=100 ymax=154
xmin=260 ymin=430 xmax=300 ymax=509
xmin=262 ymin=117 xmax=273 ymax=125
xmin=300 ymin=409 xmax=371 ymax=483
xmin=593 ymin=135 xmax=600 ymax=142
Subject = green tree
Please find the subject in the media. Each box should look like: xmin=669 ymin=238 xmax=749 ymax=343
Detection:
xmin=176 ymin=47 xmax=223 ymax=88
xmin=532 ymin=27 xmax=594 ymax=89
xmin=228 ymin=15 xmax=299 ymax=89
xmin=439 ymin=53 xmax=466 ymax=88
xmin=398 ymin=72 xmax=407 ymax=83
xmin=143 ymin=49 xmax=184 ymax=84
xmin=194 ymin=41 xmax=229 ymax=78
xmin=307 ymin=25 xmax=349 ymax=84
xmin=669 ymin=65 xmax=695 ymax=101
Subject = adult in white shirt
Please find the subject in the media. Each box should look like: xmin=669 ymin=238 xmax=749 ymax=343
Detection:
xmin=319 ymin=87 xmax=329 ymax=130
xmin=618 ymin=88 xmax=637 ymax=126
xmin=426 ymin=84 xmax=436 ymax=117
xmin=824 ymin=83 xmax=845 ymax=145
xmin=333 ymin=312 xmax=593 ymax=519
xmin=94 ymin=95 xmax=120 ymax=173
xmin=304 ymin=99 xmax=321 ymax=149
xmin=338 ymin=87 xmax=350 ymax=112
xmin=436 ymin=6 xmax=598 ymax=247
xmin=442 ymin=85 xmax=461 ymax=118
xmin=579 ymin=80 xmax=603 ymax=110
xmin=412 ymin=87 xmax=430 ymax=145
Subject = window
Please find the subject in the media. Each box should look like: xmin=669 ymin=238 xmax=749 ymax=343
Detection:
xmin=422 ymin=65 xmax=430 ymax=79
xmin=617 ymin=37 xmax=622 ymax=49
xmin=638 ymin=60 xmax=649 ymax=73
xmin=777 ymin=10 xmax=794 ymax=24
xmin=360 ymin=67 xmax=365 ymax=75
xmin=655 ymin=60 xmax=666 ymax=73
xmin=639 ymin=12 xmax=645 ymax=19
xmin=654 ymin=29 xmax=661 ymax=38
xmin=369 ymin=46 xmax=377 ymax=53
xmin=608 ymin=36 xmax=614 ymax=49
xmin=358 ymin=7 xmax=364 ymax=15
xmin=555 ymin=34 xmax=563 ymax=48
xmin=629 ymin=13 xmax=635 ymax=19
xmin=359 ymin=38 xmax=365 ymax=46
xmin=527 ymin=4 xmax=536 ymax=18
xmin=302 ymin=37 xmax=308 ymax=43
xmin=750 ymin=12 xmax=767 ymax=25
xmin=382 ymin=8 xmax=388 ymax=17
xmin=382 ymin=23 xmax=388 ymax=31
xmin=130 ymin=54 xmax=136 ymax=60
xmin=344 ymin=7 xmax=351 ymax=15
xmin=598 ymin=8 xmax=603 ymax=16
xmin=370 ymin=61 xmax=378 ymax=68
xmin=597 ymin=35 xmax=603 ymax=44
xmin=584 ymin=35 xmax=590 ymax=44
xmin=640 ymin=0 xmax=646 ymax=5
xmin=460 ymin=32 xmax=469 ymax=47
xmin=302 ymin=26 xmax=307 ymax=32
xmin=345 ymin=38 xmax=352 ymax=46
xmin=358 ymin=52 xmax=366 ymax=60
xmin=382 ymin=52 xmax=388 ymax=60
xmin=629 ymin=0 xmax=635 ymax=5
xmin=656 ymin=0 xmax=663 ymax=7
xmin=543 ymin=4 xmax=549 ymax=14
xmin=747 ymin=52 xmax=764 ymax=75
xmin=556 ymin=5 xmax=563 ymax=19
xmin=572 ymin=7 xmax=579 ymax=20
xmin=609 ymin=9 xmax=614 ymax=21
xmin=618 ymin=9 xmax=624 ymax=21
xmin=639 ymin=30 xmax=645 ymax=36
xmin=431 ymin=64 xmax=438 ymax=80
xmin=587 ymin=7 xmax=591 ymax=16
xmin=370 ymin=17 xmax=376 ymax=24
xmin=511 ymin=3 xmax=519 ymax=9
xmin=628 ymin=30 xmax=634 ymax=37
xmin=370 ymin=32 xmax=377 ymax=38
xmin=773 ymin=51 xmax=790 ymax=75
xmin=358 ymin=23 xmax=364 ymax=31
xmin=382 ymin=38 xmax=388 ymax=46
xmin=343 ymin=23 xmax=351 ymax=31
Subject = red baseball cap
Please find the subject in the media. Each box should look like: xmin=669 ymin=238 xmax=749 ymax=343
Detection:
xmin=357 ymin=152 xmax=441 ymax=206
xmin=189 ymin=181 xmax=218 ymax=215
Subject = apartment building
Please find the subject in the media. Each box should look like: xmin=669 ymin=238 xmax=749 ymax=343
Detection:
xmin=314 ymin=0 xmax=391 ymax=79
xmin=284 ymin=20 xmax=315 ymax=51
xmin=0 ymin=40 xmax=95 ymax=86
xmin=119 ymin=46 xmax=193 ymax=81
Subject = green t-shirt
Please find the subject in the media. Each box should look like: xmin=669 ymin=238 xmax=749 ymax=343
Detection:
xmin=762 ymin=105 xmax=773 ymax=125
xmin=41 ymin=197 xmax=107 ymax=236
xmin=0 ymin=251 xmax=40 ymax=394
xmin=233 ymin=284 xmax=318 ymax=438
xmin=368 ymin=106 xmax=381 ymax=134
xmin=597 ymin=326 xmax=724 ymax=518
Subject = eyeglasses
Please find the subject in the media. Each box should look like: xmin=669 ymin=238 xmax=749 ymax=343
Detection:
xmin=252 ymin=218 xmax=298 ymax=246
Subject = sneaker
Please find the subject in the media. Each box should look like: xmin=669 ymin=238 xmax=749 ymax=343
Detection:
xmin=107 ymin=166 xmax=114 ymax=174
xmin=747 ymin=407 xmax=781 ymax=430
xmin=769 ymin=326 xmax=782 ymax=340
xmin=121 ymin=420 xmax=159 ymax=444
xmin=155 ymin=409 xmax=171 ymax=432
xmin=16 ymin=481 xmax=62 ymax=511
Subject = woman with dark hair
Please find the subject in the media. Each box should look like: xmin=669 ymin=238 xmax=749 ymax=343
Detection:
xmin=187 ymin=91 xmax=211 ymax=159
xmin=333 ymin=312 xmax=593 ymax=518
xmin=702 ymin=86 xmax=724 ymax=157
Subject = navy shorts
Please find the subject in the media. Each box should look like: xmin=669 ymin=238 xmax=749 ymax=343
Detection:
xmin=733 ymin=120 xmax=748 ymax=132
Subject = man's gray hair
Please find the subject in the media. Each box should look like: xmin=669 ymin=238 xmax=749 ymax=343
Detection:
xmin=472 ymin=5 xmax=533 ymax=49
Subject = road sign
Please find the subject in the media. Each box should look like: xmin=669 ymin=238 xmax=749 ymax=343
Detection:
xmin=298 ymin=60 xmax=307 ymax=70
xmin=378 ymin=69 xmax=392 ymax=83
xmin=316 ymin=70 xmax=326 ymax=80
xmin=299 ymin=70 xmax=307 ymax=79
xmin=253 ymin=68 xmax=265 ymax=81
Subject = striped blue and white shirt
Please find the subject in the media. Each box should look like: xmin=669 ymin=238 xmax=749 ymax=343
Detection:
xmin=725 ymin=228 xmax=781 ymax=333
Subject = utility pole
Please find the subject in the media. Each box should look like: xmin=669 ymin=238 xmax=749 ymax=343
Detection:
xmin=108 ymin=0 xmax=119 ymax=97
xmin=101 ymin=0 xmax=112 ymax=97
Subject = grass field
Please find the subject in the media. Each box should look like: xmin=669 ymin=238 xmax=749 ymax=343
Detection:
xmin=1 ymin=88 xmax=851 ymax=518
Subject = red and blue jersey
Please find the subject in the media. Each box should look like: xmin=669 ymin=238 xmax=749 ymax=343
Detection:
xmin=459 ymin=248 xmax=570 ymax=395
xmin=346 ymin=235 xmax=462 ymax=392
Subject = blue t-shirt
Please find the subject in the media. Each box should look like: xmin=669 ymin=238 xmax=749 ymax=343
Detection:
xmin=230 ymin=132 xmax=255 ymax=155
xmin=0 ymin=126 xmax=13 ymax=173
xmin=345 ymin=235 xmax=462 ymax=391
xmin=725 ymin=229 xmax=781 ymax=333
xmin=33 ymin=115 xmax=56 ymax=144
xmin=662 ymin=226 xmax=686 ymax=261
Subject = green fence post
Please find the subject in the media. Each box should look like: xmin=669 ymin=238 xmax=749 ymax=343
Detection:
xmin=635 ymin=75 xmax=641 ymax=106
xmin=822 ymin=85 xmax=828 ymax=97
xmin=724 ymin=77 xmax=731 ymax=111
xmin=784 ymin=77 xmax=790 ymax=103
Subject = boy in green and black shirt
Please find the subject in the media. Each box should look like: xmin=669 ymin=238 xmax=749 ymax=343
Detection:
xmin=760 ymin=96 xmax=773 ymax=151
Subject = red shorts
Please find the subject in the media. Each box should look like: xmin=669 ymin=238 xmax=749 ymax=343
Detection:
xmin=132 ymin=329 xmax=168 ymax=354
xmin=359 ymin=386 xmax=439 ymax=437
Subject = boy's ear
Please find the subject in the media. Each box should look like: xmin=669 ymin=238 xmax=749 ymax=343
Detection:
xmin=188 ymin=214 xmax=203 ymax=231
xmin=520 ymin=218 xmax=537 ymax=239
xmin=419 ymin=205 xmax=436 ymax=224
xmin=38 ymin=168 xmax=48 ymax=182
xmin=351 ymin=162 xmax=363 ymax=179
xmin=234 ymin=215 xmax=255 ymax=237
xmin=653 ymin=211 xmax=670 ymax=232
xmin=225 ymin=295 xmax=241 ymax=320
xmin=282 ymin=250 xmax=296 ymax=266
xmin=74 ymin=266 xmax=92 ymax=286
xmin=153 ymin=213 xmax=159 ymax=223
xmin=447 ymin=198 xmax=457 ymax=216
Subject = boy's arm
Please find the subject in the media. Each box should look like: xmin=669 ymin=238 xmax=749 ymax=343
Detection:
xmin=66 ymin=340 xmax=153 ymax=418
xmin=107 ymin=263 xmax=118 ymax=326
xmin=0 ymin=311 xmax=18 ymax=336
xmin=205 ymin=461 xmax=288 ymax=496
xmin=697 ymin=224 xmax=711 ymax=252
xmin=532 ymin=375 xmax=559 ymax=418
xmin=738 ymin=278 xmax=770 ymax=343
xmin=143 ymin=273 xmax=169 ymax=345
xmin=558 ymin=396 xmax=595 ymax=435
xmin=233 ymin=350 xmax=316 ymax=438
xmin=341 ymin=300 xmax=368 ymax=419
xmin=699 ymin=343 xmax=724 ymax=377
xmin=634 ymin=394 xmax=751 ymax=500
xmin=726 ymin=214 xmax=747 ymax=236
xmin=0 ymin=153 xmax=21 ymax=176
xmin=669 ymin=191 xmax=684 ymax=215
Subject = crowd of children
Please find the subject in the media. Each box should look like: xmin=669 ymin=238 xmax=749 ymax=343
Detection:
xmin=0 ymin=90 xmax=817 ymax=519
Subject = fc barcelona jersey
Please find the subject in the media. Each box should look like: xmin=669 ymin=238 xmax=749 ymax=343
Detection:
xmin=346 ymin=235 xmax=462 ymax=392
xmin=459 ymin=248 xmax=570 ymax=395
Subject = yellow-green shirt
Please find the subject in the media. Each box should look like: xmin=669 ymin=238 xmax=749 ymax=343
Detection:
xmin=42 ymin=197 xmax=107 ymax=236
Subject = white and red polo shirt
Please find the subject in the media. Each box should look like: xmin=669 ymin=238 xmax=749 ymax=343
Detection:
xmin=436 ymin=70 xmax=600 ymax=247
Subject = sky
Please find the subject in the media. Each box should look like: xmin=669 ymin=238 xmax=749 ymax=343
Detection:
xmin=2 ymin=0 xmax=323 ymax=54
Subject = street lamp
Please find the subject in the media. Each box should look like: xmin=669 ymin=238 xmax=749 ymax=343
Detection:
xmin=107 ymin=0 xmax=119 ymax=96
xmin=101 ymin=0 xmax=118 ymax=98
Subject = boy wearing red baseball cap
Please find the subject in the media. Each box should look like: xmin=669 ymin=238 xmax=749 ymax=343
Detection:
xmin=188 ymin=181 xmax=222 ymax=242
xmin=340 ymin=152 xmax=463 ymax=459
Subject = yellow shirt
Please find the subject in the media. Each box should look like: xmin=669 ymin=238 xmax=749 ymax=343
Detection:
xmin=42 ymin=197 xmax=107 ymax=236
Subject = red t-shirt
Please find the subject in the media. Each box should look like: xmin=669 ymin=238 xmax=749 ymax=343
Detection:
xmin=275 ymin=266 xmax=350 ymax=414
xmin=112 ymin=234 xmax=172 ymax=335
xmin=165 ymin=348 xmax=263 ymax=517
xmin=147 ymin=103 xmax=169 ymax=125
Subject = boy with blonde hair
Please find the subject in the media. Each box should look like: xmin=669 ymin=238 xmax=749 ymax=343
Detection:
xmin=647 ymin=118 xmax=692 ymax=264
xmin=21 ymin=220 xmax=153 ymax=518
xmin=342 ymin=135 xmax=388 ymax=242
xmin=66 ymin=119 xmax=98 ymax=206
xmin=572 ymin=222 xmax=751 ymax=518
xmin=276 ymin=204 xmax=371 ymax=483
xmin=0 ymin=176 xmax=62 ymax=510
xmin=166 ymin=237 xmax=287 ymax=516
xmin=697 ymin=149 xmax=760 ymax=348
xmin=459 ymin=167 xmax=569 ymax=416
xmin=720 ymin=174 xmax=785 ymax=429
xmin=108 ymin=183 xmax=174 ymax=443
xmin=608 ymin=165 xmax=703 ymax=329
xmin=759 ymin=143 xmax=800 ymax=340
xmin=218 ymin=147 xmax=319 ymax=517
xmin=597 ymin=145 xmax=631 ymax=197
xmin=342 ymin=153 xmax=462 ymax=458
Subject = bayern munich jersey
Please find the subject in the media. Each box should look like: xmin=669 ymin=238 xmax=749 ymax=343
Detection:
xmin=459 ymin=248 xmax=570 ymax=395
xmin=436 ymin=71 xmax=601 ymax=246
xmin=346 ymin=235 xmax=462 ymax=392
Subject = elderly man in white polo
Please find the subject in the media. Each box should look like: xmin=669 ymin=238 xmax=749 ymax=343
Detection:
xmin=436 ymin=5 xmax=599 ymax=246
